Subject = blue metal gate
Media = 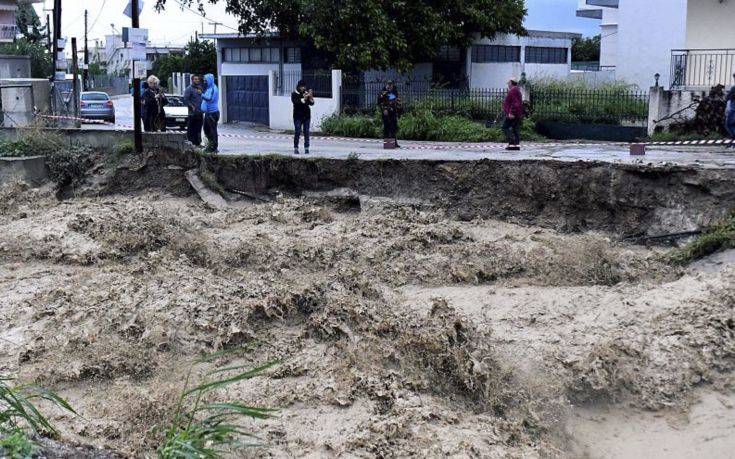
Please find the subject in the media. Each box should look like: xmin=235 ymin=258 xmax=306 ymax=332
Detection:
xmin=225 ymin=76 xmax=269 ymax=124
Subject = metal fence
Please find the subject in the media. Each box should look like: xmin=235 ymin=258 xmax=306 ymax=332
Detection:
xmin=529 ymin=88 xmax=649 ymax=125
xmin=275 ymin=70 xmax=333 ymax=98
xmin=340 ymin=76 xmax=648 ymax=125
xmin=671 ymin=49 xmax=735 ymax=89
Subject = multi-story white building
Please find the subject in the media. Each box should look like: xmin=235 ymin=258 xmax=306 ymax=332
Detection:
xmin=578 ymin=0 xmax=735 ymax=90
xmin=103 ymin=34 xmax=184 ymax=76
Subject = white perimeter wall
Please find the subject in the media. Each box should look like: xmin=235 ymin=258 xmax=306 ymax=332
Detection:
xmin=469 ymin=34 xmax=573 ymax=88
xmin=267 ymin=70 xmax=342 ymax=132
xmin=615 ymin=0 xmax=688 ymax=89
xmin=686 ymin=0 xmax=735 ymax=49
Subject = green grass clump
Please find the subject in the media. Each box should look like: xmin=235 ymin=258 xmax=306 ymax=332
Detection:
xmin=156 ymin=350 xmax=278 ymax=459
xmin=1 ymin=375 xmax=77 ymax=458
xmin=0 ymin=130 xmax=67 ymax=158
xmin=112 ymin=141 xmax=136 ymax=157
xmin=669 ymin=212 xmax=735 ymax=264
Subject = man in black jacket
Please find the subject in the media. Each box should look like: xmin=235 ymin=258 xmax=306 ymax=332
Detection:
xmin=182 ymin=75 xmax=204 ymax=146
xmin=291 ymin=80 xmax=314 ymax=154
xmin=378 ymin=81 xmax=400 ymax=147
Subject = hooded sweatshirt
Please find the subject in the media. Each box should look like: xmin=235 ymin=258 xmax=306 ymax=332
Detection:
xmin=201 ymin=74 xmax=219 ymax=113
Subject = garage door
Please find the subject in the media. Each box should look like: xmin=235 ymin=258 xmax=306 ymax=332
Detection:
xmin=225 ymin=76 xmax=269 ymax=124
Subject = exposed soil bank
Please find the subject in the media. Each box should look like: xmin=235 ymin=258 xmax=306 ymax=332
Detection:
xmin=207 ymin=155 xmax=735 ymax=236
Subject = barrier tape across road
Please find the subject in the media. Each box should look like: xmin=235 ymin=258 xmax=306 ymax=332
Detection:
xmin=35 ymin=113 xmax=735 ymax=151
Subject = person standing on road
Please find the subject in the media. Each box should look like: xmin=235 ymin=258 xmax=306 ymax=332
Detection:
xmin=183 ymin=75 xmax=204 ymax=147
xmin=725 ymin=73 xmax=735 ymax=146
xmin=201 ymin=73 xmax=220 ymax=153
xmin=502 ymin=78 xmax=524 ymax=151
xmin=291 ymin=80 xmax=314 ymax=155
xmin=140 ymin=81 xmax=151 ymax=131
xmin=378 ymin=80 xmax=401 ymax=147
xmin=143 ymin=75 xmax=168 ymax=132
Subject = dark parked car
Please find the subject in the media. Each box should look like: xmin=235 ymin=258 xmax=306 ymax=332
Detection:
xmin=80 ymin=91 xmax=115 ymax=124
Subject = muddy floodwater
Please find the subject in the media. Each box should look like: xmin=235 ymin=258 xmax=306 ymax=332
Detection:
xmin=0 ymin=182 xmax=733 ymax=458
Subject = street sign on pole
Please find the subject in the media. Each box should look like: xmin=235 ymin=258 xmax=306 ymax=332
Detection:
xmin=131 ymin=0 xmax=143 ymax=154
xmin=123 ymin=0 xmax=144 ymax=19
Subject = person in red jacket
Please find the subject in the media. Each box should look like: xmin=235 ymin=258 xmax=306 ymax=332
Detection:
xmin=502 ymin=78 xmax=524 ymax=151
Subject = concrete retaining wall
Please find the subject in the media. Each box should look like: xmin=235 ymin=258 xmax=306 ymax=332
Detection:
xmin=268 ymin=70 xmax=342 ymax=132
xmin=0 ymin=128 xmax=188 ymax=151
xmin=648 ymin=86 xmax=706 ymax=135
xmin=0 ymin=155 xmax=47 ymax=186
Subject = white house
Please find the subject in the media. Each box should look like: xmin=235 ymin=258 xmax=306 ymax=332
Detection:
xmin=202 ymin=30 xmax=579 ymax=125
xmin=104 ymin=34 xmax=185 ymax=77
xmin=578 ymin=0 xmax=735 ymax=89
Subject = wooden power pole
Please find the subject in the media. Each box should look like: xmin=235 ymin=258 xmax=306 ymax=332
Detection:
xmin=131 ymin=0 xmax=143 ymax=153
xmin=83 ymin=9 xmax=88 ymax=91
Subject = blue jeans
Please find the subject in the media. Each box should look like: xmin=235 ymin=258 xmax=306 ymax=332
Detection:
xmin=294 ymin=117 xmax=310 ymax=149
xmin=726 ymin=110 xmax=735 ymax=138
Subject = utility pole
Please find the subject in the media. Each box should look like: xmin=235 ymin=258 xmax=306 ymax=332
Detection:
xmin=83 ymin=9 xmax=88 ymax=91
xmin=71 ymin=37 xmax=79 ymax=120
xmin=132 ymin=0 xmax=143 ymax=153
xmin=52 ymin=0 xmax=61 ymax=80
xmin=46 ymin=14 xmax=51 ymax=54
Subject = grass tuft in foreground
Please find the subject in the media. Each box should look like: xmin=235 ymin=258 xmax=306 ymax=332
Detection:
xmin=669 ymin=211 xmax=735 ymax=264
xmin=0 ymin=375 xmax=77 ymax=458
xmin=156 ymin=350 xmax=278 ymax=459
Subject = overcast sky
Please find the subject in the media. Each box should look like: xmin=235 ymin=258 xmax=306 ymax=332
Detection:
xmin=34 ymin=0 xmax=600 ymax=48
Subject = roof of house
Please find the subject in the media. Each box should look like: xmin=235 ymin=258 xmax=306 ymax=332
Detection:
xmin=201 ymin=30 xmax=581 ymax=41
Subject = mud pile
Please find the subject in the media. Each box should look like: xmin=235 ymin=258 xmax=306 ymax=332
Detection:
xmin=0 ymin=182 xmax=732 ymax=457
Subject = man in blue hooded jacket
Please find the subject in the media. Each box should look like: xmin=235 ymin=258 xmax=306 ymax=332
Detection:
xmin=201 ymin=74 xmax=220 ymax=153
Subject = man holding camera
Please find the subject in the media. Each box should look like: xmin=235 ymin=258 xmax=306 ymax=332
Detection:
xmin=292 ymin=80 xmax=315 ymax=155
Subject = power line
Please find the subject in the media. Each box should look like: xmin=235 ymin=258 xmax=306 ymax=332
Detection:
xmin=87 ymin=0 xmax=107 ymax=34
xmin=169 ymin=0 xmax=239 ymax=33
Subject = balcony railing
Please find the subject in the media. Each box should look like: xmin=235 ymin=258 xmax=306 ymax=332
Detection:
xmin=670 ymin=49 xmax=735 ymax=89
xmin=0 ymin=24 xmax=18 ymax=41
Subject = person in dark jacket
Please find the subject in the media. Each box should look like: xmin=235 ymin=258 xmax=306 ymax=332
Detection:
xmin=502 ymin=78 xmax=524 ymax=151
xmin=140 ymin=82 xmax=150 ymax=131
xmin=182 ymin=75 xmax=204 ymax=146
xmin=142 ymin=80 xmax=157 ymax=132
xmin=143 ymin=75 xmax=168 ymax=132
xmin=378 ymin=81 xmax=400 ymax=147
xmin=291 ymin=80 xmax=314 ymax=154
xmin=726 ymin=73 xmax=735 ymax=146
xmin=201 ymin=73 xmax=220 ymax=153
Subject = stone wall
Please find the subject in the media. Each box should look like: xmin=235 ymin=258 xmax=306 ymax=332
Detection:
xmin=647 ymin=86 xmax=707 ymax=135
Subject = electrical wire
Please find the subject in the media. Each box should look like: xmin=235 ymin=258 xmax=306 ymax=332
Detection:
xmin=87 ymin=0 xmax=108 ymax=34
xmin=169 ymin=0 xmax=239 ymax=32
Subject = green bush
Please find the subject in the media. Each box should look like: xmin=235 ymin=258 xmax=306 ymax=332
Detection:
xmin=46 ymin=145 xmax=94 ymax=189
xmin=669 ymin=211 xmax=735 ymax=265
xmin=0 ymin=131 xmax=67 ymax=158
xmin=112 ymin=141 xmax=136 ymax=157
xmin=322 ymin=112 xmax=545 ymax=143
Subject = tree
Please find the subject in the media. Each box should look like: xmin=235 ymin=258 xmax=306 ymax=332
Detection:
xmin=151 ymin=39 xmax=217 ymax=86
xmin=155 ymin=0 xmax=526 ymax=72
xmin=572 ymin=35 xmax=601 ymax=63
xmin=15 ymin=4 xmax=46 ymax=44
xmin=0 ymin=39 xmax=51 ymax=78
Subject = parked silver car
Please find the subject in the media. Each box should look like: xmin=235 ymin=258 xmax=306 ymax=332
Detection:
xmin=80 ymin=91 xmax=115 ymax=124
xmin=164 ymin=95 xmax=189 ymax=130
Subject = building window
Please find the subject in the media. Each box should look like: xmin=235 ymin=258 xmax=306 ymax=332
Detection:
xmin=223 ymin=47 xmax=280 ymax=63
xmin=435 ymin=46 xmax=461 ymax=62
xmin=285 ymin=47 xmax=301 ymax=63
xmin=471 ymin=45 xmax=521 ymax=63
xmin=525 ymin=47 xmax=567 ymax=64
